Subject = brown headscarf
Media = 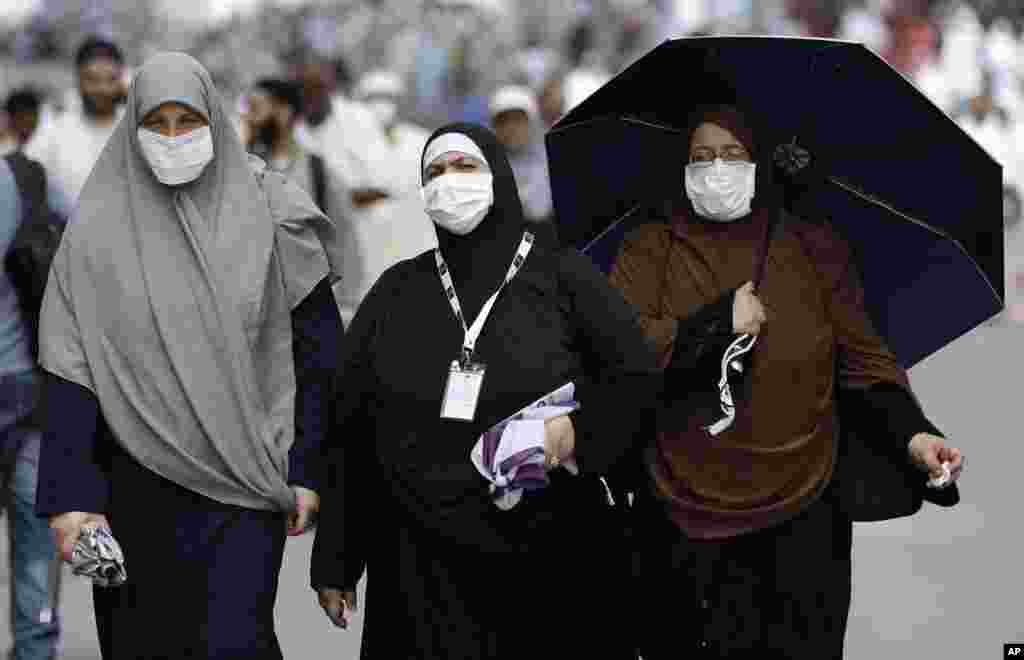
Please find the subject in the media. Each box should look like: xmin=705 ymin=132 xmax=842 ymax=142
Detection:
xmin=610 ymin=107 xmax=909 ymax=539
xmin=685 ymin=105 xmax=756 ymax=157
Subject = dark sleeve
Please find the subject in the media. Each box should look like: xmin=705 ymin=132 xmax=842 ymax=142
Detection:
xmin=310 ymin=266 xmax=394 ymax=592
xmin=35 ymin=373 xmax=110 ymax=517
xmin=560 ymin=250 xmax=662 ymax=477
xmin=289 ymin=276 xmax=344 ymax=493
xmin=805 ymin=222 xmax=944 ymax=452
xmin=839 ymin=383 xmax=944 ymax=460
xmin=664 ymin=288 xmax=738 ymax=375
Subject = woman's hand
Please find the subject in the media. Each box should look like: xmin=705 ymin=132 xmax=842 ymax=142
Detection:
xmin=318 ymin=587 xmax=358 ymax=629
xmin=287 ymin=486 xmax=320 ymax=536
xmin=49 ymin=512 xmax=110 ymax=563
xmin=908 ymin=433 xmax=964 ymax=485
xmin=544 ymin=415 xmax=576 ymax=469
xmin=733 ymin=281 xmax=768 ymax=335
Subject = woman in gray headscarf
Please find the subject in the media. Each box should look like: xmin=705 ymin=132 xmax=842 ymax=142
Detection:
xmin=33 ymin=52 xmax=342 ymax=659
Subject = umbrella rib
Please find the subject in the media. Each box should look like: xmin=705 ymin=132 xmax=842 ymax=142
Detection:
xmin=581 ymin=202 xmax=645 ymax=254
xmin=828 ymin=176 xmax=1004 ymax=303
xmin=620 ymin=116 xmax=685 ymax=133
xmin=828 ymin=176 xmax=953 ymax=239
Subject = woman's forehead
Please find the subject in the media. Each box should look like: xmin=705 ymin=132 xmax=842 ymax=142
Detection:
xmin=426 ymin=151 xmax=487 ymax=168
xmin=423 ymin=131 xmax=489 ymax=171
xmin=141 ymin=101 xmax=206 ymax=123
xmin=690 ymin=122 xmax=743 ymax=148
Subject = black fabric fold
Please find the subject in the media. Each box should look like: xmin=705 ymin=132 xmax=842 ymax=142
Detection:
xmin=660 ymin=289 xmax=739 ymax=429
xmin=834 ymin=382 xmax=959 ymax=517
xmin=666 ymin=288 xmax=738 ymax=375
xmin=559 ymin=250 xmax=661 ymax=477
xmin=838 ymin=382 xmax=943 ymax=458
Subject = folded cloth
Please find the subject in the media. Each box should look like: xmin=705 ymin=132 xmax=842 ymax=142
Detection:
xmin=471 ymin=383 xmax=581 ymax=510
xmin=71 ymin=522 xmax=127 ymax=588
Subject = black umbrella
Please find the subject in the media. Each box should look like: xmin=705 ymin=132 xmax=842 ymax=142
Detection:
xmin=546 ymin=36 xmax=1003 ymax=368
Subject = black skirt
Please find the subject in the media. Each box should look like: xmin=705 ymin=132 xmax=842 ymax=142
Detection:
xmin=92 ymin=448 xmax=287 ymax=660
xmin=630 ymin=481 xmax=853 ymax=660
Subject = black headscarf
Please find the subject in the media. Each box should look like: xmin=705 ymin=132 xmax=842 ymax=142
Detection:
xmin=422 ymin=123 xmax=529 ymax=322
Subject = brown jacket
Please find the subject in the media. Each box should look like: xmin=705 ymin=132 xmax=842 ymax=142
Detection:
xmin=609 ymin=207 xmax=941 ymax=537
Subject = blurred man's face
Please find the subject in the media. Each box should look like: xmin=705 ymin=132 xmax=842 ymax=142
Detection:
xmin=79 ymin=57 xmax=123 ymax=119
xmin=246 ymin=91 xmax=276 ymax=128
xmin=10 ymin=109 xmax=39 ymax=145
xmin=363 ymin=93 xmax=398 ymax=131
xmin=245 ymin=91 xmax=293 ymax=147
xmin=969 ymin=94 xmax=994 ymax=118
xmin=298 ymin=62 xmax=333 ymax=126
xmin=540 ymin=76 xmax=564 ymax=128
xmin=492 ymin=109 xmax=532 ymax=152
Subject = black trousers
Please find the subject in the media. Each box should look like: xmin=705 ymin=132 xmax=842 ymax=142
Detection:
xmin=631 ymin=483 xmax=853 ymax=659
xmin=92 ymin=451 xmax=287 ymax=660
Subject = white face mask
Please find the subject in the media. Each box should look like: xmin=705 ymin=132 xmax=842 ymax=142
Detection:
xmin=365 ymin=100 xmax=398 ymax=129
xmin=422 ymin=172 xmax=494 ymax=236
xmin=137 ymin=126 xmax=214 ymax=186
xmin=684 ymin=159 xmax=757 ymax=223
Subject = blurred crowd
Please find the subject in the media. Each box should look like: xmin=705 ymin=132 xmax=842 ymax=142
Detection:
xmin=3 ymin=1 xmax=1022 ymax=314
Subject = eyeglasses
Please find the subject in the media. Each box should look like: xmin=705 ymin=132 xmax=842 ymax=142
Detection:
xmin=689 ymin=145 xmax=750 ymax=165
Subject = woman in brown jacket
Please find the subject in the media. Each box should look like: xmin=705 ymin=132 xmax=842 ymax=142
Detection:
xmin=609 ymin=105 xmax=964 ymax=659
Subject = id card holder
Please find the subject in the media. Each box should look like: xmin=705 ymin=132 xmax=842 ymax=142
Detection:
xmin=441 ymin=359 xmax=487 ymax=422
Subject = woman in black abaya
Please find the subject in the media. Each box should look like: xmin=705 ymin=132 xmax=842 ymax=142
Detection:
xmin=310 ymin=124 xmax=660 ymax=659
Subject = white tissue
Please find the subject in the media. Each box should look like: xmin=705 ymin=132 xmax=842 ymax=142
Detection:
xmin=927 ymin=461 xmax=953 ymax=489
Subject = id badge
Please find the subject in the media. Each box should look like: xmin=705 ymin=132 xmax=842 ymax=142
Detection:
xmin=441 ymin=360 xmax=487 ymax=422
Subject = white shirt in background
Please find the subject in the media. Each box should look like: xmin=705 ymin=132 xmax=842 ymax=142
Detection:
xmin=296 ymin=96 xmax=400 ymax=193
xmin=331 ymin=120 xmax=438 ymax=327
xmin=24 ymin=106 xmax=123 ymax=210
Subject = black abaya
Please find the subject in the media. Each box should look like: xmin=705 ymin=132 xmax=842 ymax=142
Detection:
xmin=310 ymin=125 xmax=660 ymax=659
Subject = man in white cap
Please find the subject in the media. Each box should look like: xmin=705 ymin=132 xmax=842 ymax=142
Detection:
xmin=324 ymin=71 xmax=437 ymax=326
xmin=489 ymin=84 xmax=554 ymax=223
xmin=354 ymin=70 xmax=432 ymax=195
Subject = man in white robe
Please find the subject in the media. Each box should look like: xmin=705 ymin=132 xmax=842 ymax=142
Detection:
xmin=324 ymin=70 xmax=437 ymax=326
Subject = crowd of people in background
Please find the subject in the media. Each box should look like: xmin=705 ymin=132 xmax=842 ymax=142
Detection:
xmin=3 ymin=1 xmax=1024 ymax=299
xmin=0 ymin=0 xmax=1015 ymax=658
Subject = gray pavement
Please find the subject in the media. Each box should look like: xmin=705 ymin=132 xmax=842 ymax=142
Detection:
xmin=0 ymin=322 xmax=1020 ymax=659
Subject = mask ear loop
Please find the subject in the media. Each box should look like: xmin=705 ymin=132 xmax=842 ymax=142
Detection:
xmin=706 ymin=208 xmax=784 ymax=435
xmin=705 ymin=333 xmax=758 ymax=436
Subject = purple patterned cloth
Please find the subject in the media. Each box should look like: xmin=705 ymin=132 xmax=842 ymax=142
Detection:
xmin=471 ymin=383 xmax=579 ymax=509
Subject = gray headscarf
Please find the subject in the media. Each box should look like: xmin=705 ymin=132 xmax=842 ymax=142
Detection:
xmin=39 ymin=52 xmax=337 ymax=512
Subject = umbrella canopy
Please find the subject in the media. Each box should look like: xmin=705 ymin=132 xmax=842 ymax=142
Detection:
xmin=546 ymin=36 xmax=1003 ymax=368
